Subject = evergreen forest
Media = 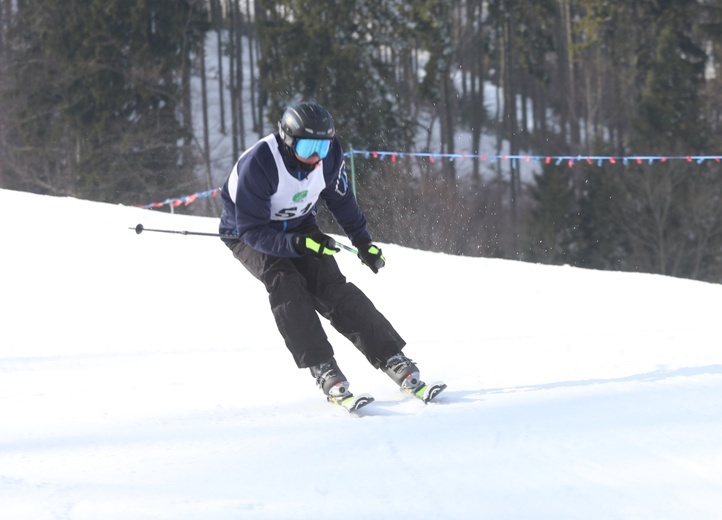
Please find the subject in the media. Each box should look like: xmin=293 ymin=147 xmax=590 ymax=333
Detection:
xmin=2 ymin=0 xmax=722 ymax=282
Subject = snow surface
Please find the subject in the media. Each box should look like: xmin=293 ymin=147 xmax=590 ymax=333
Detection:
xmin=2 ymin=187 xmax=722 ymax=520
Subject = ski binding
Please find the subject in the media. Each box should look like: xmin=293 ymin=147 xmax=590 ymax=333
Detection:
xmin=328 ymin=393 xmax=375 ymax=413
xmin=404 ymin=381 xmax=447 ymax=404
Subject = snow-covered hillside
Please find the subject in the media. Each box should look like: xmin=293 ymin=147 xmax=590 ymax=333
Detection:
xmin=2 ymin=188 xmax=721 ymax=520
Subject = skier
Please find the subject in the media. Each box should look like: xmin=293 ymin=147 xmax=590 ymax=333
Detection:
xmin=219 ymin=101 xmax=440 ymax=409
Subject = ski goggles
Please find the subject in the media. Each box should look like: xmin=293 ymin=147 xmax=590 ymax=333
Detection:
xmin=295 ymin=138 xmax=332 ymax=160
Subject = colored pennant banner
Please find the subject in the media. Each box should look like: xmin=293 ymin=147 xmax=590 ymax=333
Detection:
xmin=136 ymin=188 xmax=220 ymax=210
xmin=348 ymin=150 xmax=722 ymax=166
xmin=136 ymin=151 xmax=721 ymax=210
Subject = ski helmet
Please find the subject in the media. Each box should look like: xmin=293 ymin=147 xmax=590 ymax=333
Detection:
xmin=278 ymin=102 xmax=335 ymax=150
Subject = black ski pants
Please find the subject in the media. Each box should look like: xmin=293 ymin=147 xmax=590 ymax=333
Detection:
xmin=227 ymin=238 xmax=405 ymax=369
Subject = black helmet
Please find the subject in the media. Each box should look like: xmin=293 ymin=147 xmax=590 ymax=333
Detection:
xmin=278 ymin=102 xmax=335 ymax=149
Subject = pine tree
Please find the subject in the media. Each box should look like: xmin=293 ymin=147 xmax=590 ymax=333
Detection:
xmin=1 ymin=0 xmax=208 ymax=204
xmin=255 ymin=0 xmax=412 ymax=151
xmin=526 ymin=164 xmax=577 ymax=264
xmin=637 ymin=22 xmax=707 ymax=152
xmin=575 ymin=165 xmax=628 ymax=271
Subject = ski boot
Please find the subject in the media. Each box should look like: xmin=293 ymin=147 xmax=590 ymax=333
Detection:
xmin=382 ymin=352 xmax=446 ymax=403
xmin=310 ymin=358 xmax=374 ymax=413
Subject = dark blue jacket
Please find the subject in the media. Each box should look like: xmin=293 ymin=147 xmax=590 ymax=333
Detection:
xmin=219 ymin=133 xmax=372 ymax=257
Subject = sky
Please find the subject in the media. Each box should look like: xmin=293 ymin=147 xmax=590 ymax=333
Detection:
xmin=2 ymin=187 xmax=722 ymax=520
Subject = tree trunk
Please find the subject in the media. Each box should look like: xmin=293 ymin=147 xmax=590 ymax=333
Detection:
xmin=212 ymin=0 xmax=226 ymax=135
xmin=469 ymin=0 xmax=485 ymax=180
xmin=246 ymin=0 xmax=258 ymax=136
xmin=234 ymin=0 xmax=246 ymax=150
xmin=502 ymin=7 xmax=519 ymax=243
xmin=228 ymin=0 xmax=238 ymax=159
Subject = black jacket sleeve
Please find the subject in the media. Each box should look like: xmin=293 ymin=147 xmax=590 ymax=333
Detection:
xmin=321 ymin=140 xmax=373 ymax=247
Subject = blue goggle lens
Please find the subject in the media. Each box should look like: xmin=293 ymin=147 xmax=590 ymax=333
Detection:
xmin=295 ymin=138 xmax=331 ymax=159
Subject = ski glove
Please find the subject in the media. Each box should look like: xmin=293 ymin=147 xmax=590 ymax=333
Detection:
xmin=293 ymin=231 xmax=340 ymax=257
xmin=357 ymin=242 xmax=386 ymax=273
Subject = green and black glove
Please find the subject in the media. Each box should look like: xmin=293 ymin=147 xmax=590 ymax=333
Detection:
xmin=356 ymin=242 xmax=386 ymax=273
xmin=293 ymin=231 xmax=340 ymax=257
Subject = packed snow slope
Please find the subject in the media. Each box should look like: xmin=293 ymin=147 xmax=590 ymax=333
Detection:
xmin=2 ymin=188 xmax=721 ymax=520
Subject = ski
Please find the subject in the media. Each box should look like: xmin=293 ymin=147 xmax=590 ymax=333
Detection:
xmin=328 ymin=393 xmax=375 ymax=414
xmin=403 ymin=381 xmax=447 ymax=404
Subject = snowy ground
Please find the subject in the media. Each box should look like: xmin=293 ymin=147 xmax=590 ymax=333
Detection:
xmin=2 ymin=187 xmax=722 ymax=520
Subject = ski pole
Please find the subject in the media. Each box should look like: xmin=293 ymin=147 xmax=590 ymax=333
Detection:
xmin=334 ymin=240 xmax=386 ymax=269
xmin=130 ymin=223 xmax=238 ymax=239
xmin=131 ymin=223 xmax=384 ymax=268
xmin=334 ymin=241 xmax=358 ymax=255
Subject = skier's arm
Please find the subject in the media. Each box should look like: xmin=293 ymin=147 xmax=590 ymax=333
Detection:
xmin=321 ymin=145 xmax=372 ymax=247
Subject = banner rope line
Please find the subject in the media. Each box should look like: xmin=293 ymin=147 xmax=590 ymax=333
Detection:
xmin=135 ymin=151 xmax=722 ymax=210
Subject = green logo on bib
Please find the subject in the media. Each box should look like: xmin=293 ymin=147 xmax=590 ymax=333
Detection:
xmin=293 ymin=190 xmax=309 ymax=202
